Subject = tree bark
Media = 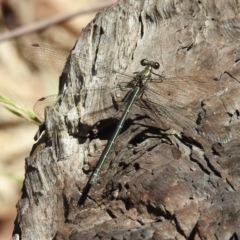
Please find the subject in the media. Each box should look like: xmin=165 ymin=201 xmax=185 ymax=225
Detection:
xmin=13 ymin=0 xmax=240 ymax=239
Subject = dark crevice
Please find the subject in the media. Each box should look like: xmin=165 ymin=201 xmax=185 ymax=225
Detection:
xmin=226 ymin=178 xmax=236 ymax=191
xmin=81 ymin=166 xmax=92 ymax=175
xmin=111 ymin=93 xmax=120 ymax=111
xmin=73 ymin=93 xmax=81 ymax=106
xmin=26 ymin=164 xmax=38 ymax=173
xmin=52 ymin=233 xmax=57 ymax=240
xmin=177 ymin=43 xmax=194 ymax=52
xmin=12 ymin=217 xmax=22 ymax=239
xmin=106 ymin=209 xmax=117 ymax=219
xmin=124 ymin=197 xmax=135 ymax=210
xmin=235 ymin=109 xmax=240 ymax=117
xmin=222 ymin=71 xmax=240 ymax=84
xmin=117 ymin=161 xmax=128 ymax=171
xmin=211 ymin=143 xmax=223 ymax=157
xmin=235 ymin=58 xmax=240 ymax=64
xmin=204 ymin=155 xmax=222 ymax=177
xmin=146 ymin=204 xmax=171 ymax=220
xmin=92 ymin=24 xmax=100 ymax=76
xmin=62 ymin=194 xmax=70 ymax=221
xmin=173 ymin=215 xmax=187 ymax=238
xmin=178 ymin=134 xmax=204 ymax=150
xmin=92 ymin=48 xmax=99 ymax=76
xmin=131 ymin=54 xmax=134 ymax=61
xmin=139 ymin=13 xmax=144 ymax=38
xmin=188 ymin=222 xmax=198 ymax=240
xmin=128 ymin=131 xmax=148 ymax=146
xmin=128 ymin=126 xmax=162 ymax=146
xmin=211 ymin=147 xmax=221 ymax=157
xmin=118 ymin=183 xmax=122 ymax=192
xmin=144 ymin=143 xmax=159 ymax=153
xmin=136 ymin=219 xmax=145 ymax=226
xmin=133 ymin=162 xmax=140 ymax=171
xmin=92 ymin=24 xmax=98 ymax=38
xmin=20 ymin=182 xmax=28 ymax=201
xmin=124 ymin=183 xmax=130 ymax=190
xmin=100 ymin=26 xmax=104 ymax=35
xmin=145 ymin=14 xmax=154 ymax=22
xmin=187 ymin=43 xmax=193 ymax=51
xmin=230 ymin=232 xmax=239 ymax=240
xmin=190 ymin=154 xmax=211 ymax=175
xmin=92 ymin=118 xmax=133 ymax=141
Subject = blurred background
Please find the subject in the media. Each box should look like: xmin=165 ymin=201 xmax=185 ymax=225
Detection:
xmin=0 ymin=0 xmax=114 ymax=239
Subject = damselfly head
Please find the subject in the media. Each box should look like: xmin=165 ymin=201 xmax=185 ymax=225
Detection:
xmin=140 ymin=59 xmax=160 ymax=70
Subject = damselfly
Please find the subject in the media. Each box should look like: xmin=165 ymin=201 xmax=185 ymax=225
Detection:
xmin=24 ymin=44 xmax=233 ymax=184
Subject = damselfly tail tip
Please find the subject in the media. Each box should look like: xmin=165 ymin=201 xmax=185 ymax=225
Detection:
xmin=89 ymin=173 xmax=98 ymax=185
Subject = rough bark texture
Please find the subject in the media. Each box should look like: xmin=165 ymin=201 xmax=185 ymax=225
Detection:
xmin=13 ymin=0 xmax=240 ymax=239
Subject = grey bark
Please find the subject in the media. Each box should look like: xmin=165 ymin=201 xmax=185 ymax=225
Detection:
xmin=13 ymin=0 xmax=240 ymax=239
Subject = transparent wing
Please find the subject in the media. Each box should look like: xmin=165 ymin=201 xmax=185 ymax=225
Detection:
xmin=23 ymin=44 xmax=131 ymax=79
xmin=138 ymin=76 xmax=233 ymax=143
xmin=23 ymin=44 xmax=70 ymax=73
xmin=197 ymin=117 xmax=232 ymax=144
xmin=33 ymin=86 xmax=131 ymax=122
xmin=33 ymin=94 xmax=58 ymax=121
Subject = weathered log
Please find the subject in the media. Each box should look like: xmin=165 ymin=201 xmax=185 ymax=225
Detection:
xmin=13 ymin=0 xmax=240 ymax=239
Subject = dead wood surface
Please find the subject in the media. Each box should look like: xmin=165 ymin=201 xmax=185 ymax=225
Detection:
xmin=13 ymin=0 xmax=240 ymax=239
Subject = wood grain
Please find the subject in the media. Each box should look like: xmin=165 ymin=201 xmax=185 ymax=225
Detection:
xmin=13 ymin=0 xmax=240 ymax=239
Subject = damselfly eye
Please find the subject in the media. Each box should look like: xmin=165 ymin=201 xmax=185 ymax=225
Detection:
xmin=153 ymin=62 xmax=160 ymax=69
xmin=140 ymin=59 xmax=148 ymax=66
